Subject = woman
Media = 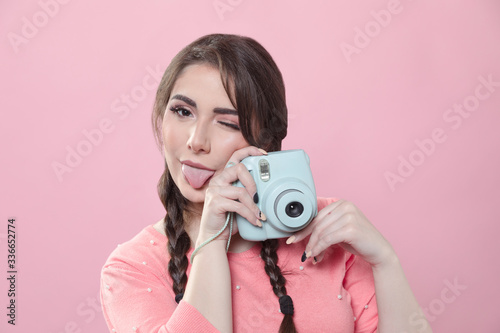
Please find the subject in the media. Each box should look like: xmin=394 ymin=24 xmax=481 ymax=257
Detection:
xmin=100 ymin=33 xmax=431 ymax=333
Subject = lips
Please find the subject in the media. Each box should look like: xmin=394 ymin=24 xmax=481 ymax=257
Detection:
xmin=181 ymin=162 xmax=215 ymax=189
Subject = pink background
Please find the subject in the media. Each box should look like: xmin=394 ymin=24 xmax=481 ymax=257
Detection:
xmin=1 ymin=0 xmax=500 ymax=332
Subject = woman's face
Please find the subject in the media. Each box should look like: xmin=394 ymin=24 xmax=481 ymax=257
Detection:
xmin=162 ymin=63 xmax=249 ymax=203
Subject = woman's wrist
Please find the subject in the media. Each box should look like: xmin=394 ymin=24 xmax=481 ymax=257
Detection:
xmin=371 ymin=247 xmax=400 ymax=273
xmin=191 ymin=235 xmax=228 ymax=265
xmin=195 ymin=230 xmax=229 ymax=250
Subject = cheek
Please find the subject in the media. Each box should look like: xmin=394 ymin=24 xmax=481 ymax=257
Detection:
xmin=214 ymin=132 xmax=249 ymax=156
xmin=162 ymin=118 xmax=184 ymax=152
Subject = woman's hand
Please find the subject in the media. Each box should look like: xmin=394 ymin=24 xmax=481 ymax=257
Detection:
xmin=287 ymin=199 xmax=396 ymax=268
xmin=197 ymin=146 xmax=267 ymax=243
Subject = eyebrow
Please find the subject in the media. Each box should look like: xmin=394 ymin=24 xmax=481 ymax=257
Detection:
xmin=171 ymin=94 xmax=238 ymax=116
xmin=171 ymin=94 xmax=196 ymax=107
xmin=213 ymin=108 xmax=238 ymax=116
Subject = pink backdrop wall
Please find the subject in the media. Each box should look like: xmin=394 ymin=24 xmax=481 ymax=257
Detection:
xmin=1 ymin=1 xmax=499 ymax=332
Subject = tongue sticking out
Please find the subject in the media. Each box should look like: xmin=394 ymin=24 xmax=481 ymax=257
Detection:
xmin=182 ymin=164 xmax=215 ymax=189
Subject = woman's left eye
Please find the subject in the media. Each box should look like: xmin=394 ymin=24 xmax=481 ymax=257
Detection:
xmin=218 ymin=121 xmax=240 ymax=131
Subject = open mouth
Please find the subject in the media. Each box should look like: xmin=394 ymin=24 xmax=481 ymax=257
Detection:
xmin=181 ymin=164 xmax=215 ymax=189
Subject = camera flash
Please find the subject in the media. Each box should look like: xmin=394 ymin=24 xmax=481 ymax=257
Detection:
xmin=259 ymin=159 xmax=270 ymax=182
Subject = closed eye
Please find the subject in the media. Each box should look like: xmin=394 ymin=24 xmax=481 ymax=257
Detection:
xmin=218 ymin=121 xmax=240 ymax=131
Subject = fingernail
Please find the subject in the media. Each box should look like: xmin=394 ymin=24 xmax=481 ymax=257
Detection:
xmin=260 ymin=211 xmax=267 ymax=221
xmin=253 ymin=192 xmax=259 ymax=203
xmin=313 ymin=256 xmax=318 ymax=265
xmin=258 ymin=148 xmax=268 ymax=155
xmin=301 ymin=251 xmax=307 ymax=262
xmin=286 ymin=236 xmax=295 ymax=245
xmin=256 ymin=220 xmax=262 ymax=228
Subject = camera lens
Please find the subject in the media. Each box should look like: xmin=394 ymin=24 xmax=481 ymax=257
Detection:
xmin=285 ymin=202 xmax=304 ymax=218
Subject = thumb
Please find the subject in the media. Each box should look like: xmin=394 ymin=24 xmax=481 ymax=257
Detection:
xmin=285 ymin=222 xmax=314 ymax=245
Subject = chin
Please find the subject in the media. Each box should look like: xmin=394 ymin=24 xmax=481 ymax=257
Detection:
xmin=177 ymin=180 xmax=207 ymax=204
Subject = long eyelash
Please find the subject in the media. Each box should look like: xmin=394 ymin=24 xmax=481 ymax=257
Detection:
xmin=219 ymin=122 xmax=240 ymax=131
xmin=169 ymin=106 xmax=239 ymax=130
xmin=169 ymin=106 xmax=190 ymax=116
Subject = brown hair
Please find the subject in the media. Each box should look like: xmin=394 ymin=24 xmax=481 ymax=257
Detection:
xmin=151 ymin=34 xmax=295 ymax=332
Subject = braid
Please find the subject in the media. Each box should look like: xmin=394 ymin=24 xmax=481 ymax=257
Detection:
xmin=261 ymin=239 xmax=298 ymax=333
xmin=158 ymin=166 xmax=190 ymax=301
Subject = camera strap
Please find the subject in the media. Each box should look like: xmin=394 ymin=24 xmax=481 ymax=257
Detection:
xmin=190 ymin=212 xmax=234 ymax=264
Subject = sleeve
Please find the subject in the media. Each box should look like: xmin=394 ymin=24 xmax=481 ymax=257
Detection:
xmin=344 ymin=254 xmax=379 ymax=333
xmin=100 ymin=263 xmax=220 ymax=333
xmin=317 ymin=196 xmax=340 ymax=210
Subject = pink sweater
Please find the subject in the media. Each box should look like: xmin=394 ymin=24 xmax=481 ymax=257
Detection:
xmin=100 ymin=197 xmax=378 ymax=332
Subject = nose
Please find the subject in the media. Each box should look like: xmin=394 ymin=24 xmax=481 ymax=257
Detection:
xmin=187 ymin=121 xmax=210 ymax=153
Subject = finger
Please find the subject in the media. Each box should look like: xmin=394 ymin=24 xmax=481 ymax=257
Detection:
xmin=226 ymin=146 xmax=267 ymax=198
xmin=306 ymin=216 xmax=357 ymax=259
xmin=306 ymin=200 xmax=357 ymax=243
xmin=226 ymin=146 xmax=267 ymax=166
xmin=307 ymin=211 xmax=356 ymax=249
xmin=215 ymin=147 xmax=267 ymax=198
xmin=205 ymin=188 xmax=262 ymax=228
xmin=313 ymin=199 xmax=352 ymax=224
xmin=212 ymin=185 xmax=261 ymax=221
xmin=235 ymin=163 xmax=259 ymax=199
xmin=286 ymin=214 xmax=316 ymax=245
xmin=322 ymin=200 xmax=358 ymax=222
xmin=312 ymin=251 xmax=325 ymax=265
xmin=287 ymin=199 xmax=347 ymax=245
xmin=304 ymin=212 xmax=355 ymax=258
xmin=212 ymin=163 xmax=258 ymax=199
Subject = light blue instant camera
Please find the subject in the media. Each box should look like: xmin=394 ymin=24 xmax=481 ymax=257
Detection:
xmin=233 ymin=149 xmax=318 ymax=241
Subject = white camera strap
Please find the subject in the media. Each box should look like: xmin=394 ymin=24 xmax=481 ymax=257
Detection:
xmin=190 ymin=212 xmax=234 ymax=263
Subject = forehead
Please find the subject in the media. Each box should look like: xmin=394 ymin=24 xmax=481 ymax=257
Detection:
xmin=172 ymin=63 xmax=236 ymax=106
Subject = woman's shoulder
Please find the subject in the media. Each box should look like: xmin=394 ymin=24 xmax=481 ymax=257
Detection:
xmin=101 ymin=220 xmax=170 ymax=277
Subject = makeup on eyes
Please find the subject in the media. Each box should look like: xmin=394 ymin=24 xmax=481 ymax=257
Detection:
xmin=169 ymin=94 xmax=240 ymax=130
xmin=169 ymin=105 xmax=192 ymax=117
xmin=218 ymin=119 xmax=240 ymax=130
